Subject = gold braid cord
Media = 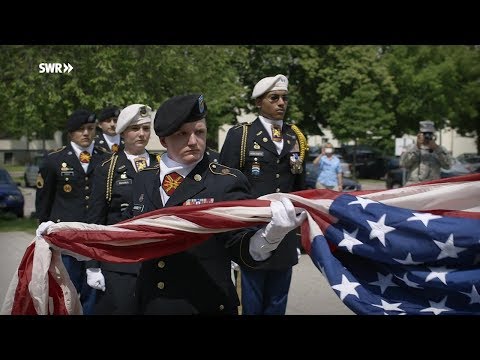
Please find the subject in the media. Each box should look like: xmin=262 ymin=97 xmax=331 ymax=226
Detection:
xmin=240 ymin=124 xmax=249 ymax=170
xmin=291 ymin=124 xmax=308 ymax=164
xmin=106 ymin=154 xmax=118 ymax=203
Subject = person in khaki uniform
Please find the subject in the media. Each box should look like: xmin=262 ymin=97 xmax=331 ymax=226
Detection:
xmin=400 ymin=120 xmax=452 ymax=185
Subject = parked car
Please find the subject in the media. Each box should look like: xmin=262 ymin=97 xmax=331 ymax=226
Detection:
xmin=337 ymin=145 xmax=386 ymax=179
xmin=440 ymin=158 xmax=473 ymax=178
xmin=385 ymin=156 xmax=406 ymax=189
xmin=385 ymin=156 xmax=472 ymax=189
xmin=456 ymin=154 xmax=480 ymax=173
xmin=305 ymin=162 xmax=361 ymax=191
xmin=0 ymin=168 xmax=24 ymax=217
xmin=24 ymin=154 xmax=45 ymax=188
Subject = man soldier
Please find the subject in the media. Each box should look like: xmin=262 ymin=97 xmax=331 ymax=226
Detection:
xmin=85 ymin=104 xmax=158 ymax=314
xmin=95 ymin=106 xmax=124 ymax=154
xmin=126 ymin=93 xmax=306 ymax=314
xmin=35 ymin=109 xmax=105 ymax=315
xmin=219 ymin=74 xmax=308 ymax=315
xmin=400 ymin=120 xmax=452 ymax=185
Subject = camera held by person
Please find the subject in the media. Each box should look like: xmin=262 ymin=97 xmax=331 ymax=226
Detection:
xmin=417 ymin=120 xmax=438 ymax=151
xmin=400 ymin=120 xmax=453 ymax=185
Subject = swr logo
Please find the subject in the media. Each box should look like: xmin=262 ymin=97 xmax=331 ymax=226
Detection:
xmin=38 ymin=63 xmax=73 ymax=74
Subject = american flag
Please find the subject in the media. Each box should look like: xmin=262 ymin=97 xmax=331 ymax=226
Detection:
xmin=2 ymin=174 xmax=480 ymax=315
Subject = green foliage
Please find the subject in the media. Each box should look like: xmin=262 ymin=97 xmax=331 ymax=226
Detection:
xmin=0 ymin=217 xmax=37 ymax=233
xmin=0 ymin=45 xmax=478 ymax=154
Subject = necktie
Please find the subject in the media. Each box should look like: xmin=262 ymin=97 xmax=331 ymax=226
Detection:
xmin=162 ymin=172 xmax=184 ymax=196
xmin=134 ymin=157 xmax=147 ymax=172
xmin=271 ymin=124 xmax=282 ymax=142
xmin=111 ymin=143 xmax=119 ymax=153
xmin=79 ymin=151 xmax=91 ymax=164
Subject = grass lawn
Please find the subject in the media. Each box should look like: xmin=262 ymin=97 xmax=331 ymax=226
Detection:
xmin=0 ymin=214 xmax=37 ymax=234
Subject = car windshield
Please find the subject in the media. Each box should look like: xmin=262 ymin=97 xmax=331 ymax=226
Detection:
xmin=0 ymin=170 xmax=14 ymax=185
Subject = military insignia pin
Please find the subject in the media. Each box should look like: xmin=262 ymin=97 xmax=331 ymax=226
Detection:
xmin=36 ymin=174 xmax=44 ymax=189
xmin=63 ymin=184 xmax=72 ymax=192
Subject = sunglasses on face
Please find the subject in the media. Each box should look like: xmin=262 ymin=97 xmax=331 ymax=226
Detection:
xmin=266 ymin=94 xmax=289 ymax=103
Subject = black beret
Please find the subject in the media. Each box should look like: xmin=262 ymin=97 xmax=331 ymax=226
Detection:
xmin=99 ymin=106 xmax=121 ymax=122
xmin=66 ymin=109 xmax=96 ymax=132
xmin=154 ymin=94 xmax=207 ymax=137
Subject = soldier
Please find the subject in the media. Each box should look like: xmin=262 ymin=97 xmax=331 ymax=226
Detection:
xmin=219 ymin=74 xmax=308 ymax=315
xmin=95 ymin=106 xmax=124 ymax=154
xmin=36 ymin=109 xmax=105 ymax=315
xmin=400 ymin=120 xmax=453 ymax=185
xmin=85 ymin=104 xmax=158 ymax=314
xmin=126 ymin=93 xmax=306 ymax=314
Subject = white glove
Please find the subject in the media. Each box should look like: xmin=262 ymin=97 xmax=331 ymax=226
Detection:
xmin=263 ymin=197 xmax=307 ymax=244
xmin=36 ymin=221 xmax=55 ymax=237
xmin=86 ymin=268 xmax=106 ymax=291
xmin=249 ymin=197 xmax=307 ymax=261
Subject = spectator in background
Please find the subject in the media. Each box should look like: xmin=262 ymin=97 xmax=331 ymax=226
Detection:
xmin=400 ymin=120 xmax=452 ymax=185
xmin=313 ymin=143 xmax=343 ymax=191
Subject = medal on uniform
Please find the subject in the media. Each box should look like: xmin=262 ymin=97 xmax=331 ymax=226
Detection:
xmin=290 ymin=152 xmax=303 ymax=174
xmin=63 ymin=184 xmax=72 ymax=192
xmin=251 ymin=159 xmax=261 ymax=176
xmin=271 ymin=124 xmax=282 ymax=142
xmin=253 ymin=143 xmax=260 ymax=150
xmin=120 ymin=172 xmax=127 ymax=179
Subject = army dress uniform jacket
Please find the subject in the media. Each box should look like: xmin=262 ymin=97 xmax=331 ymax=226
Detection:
xmin=94 ymin=133 xmax=125 ymax=155
xmin=36 ymin=144 xmax=105 ymax=223
xmin=86 ymin=150 xmax=159 ymax=274
xmin=128 ymin=155 xmax=266 ymax=315
xmin=219 ymin=118 xmax=306 ymax=270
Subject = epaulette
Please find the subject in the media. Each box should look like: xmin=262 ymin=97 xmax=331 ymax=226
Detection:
xmin=101 ymin=153 xmax=116 ymax=167
xmin=232 ymin=121 xmax=251 ymax=130
xmin=48 ymin=146 xmax=66 ymax=155
xmin=208 ymin=162 xmax=238 ymax=178
xmin=95 ymin=145 xmax=109 ymax=154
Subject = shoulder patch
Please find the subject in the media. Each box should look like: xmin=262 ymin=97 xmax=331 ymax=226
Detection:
xmin=48 ymin=146 xmax=66 ymax=155
xmin=208 ymin=163 xmax=237 ymax=177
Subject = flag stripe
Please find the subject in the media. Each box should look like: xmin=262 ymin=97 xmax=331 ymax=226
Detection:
xmin=3 ymin=173 xmax=480 ymax=315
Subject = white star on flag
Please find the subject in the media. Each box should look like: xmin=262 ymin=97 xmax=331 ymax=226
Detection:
xmin=367 ymin=214 xmax=395 ymax=246
xmin=407 ymin=212 xmax=442 ymax=227
xmin=461 ymin=285 xmax=480 ymax=304
xmin=425 ymin=266 xmax=450 ymax=285
xmin=372 ymin=299 xmax=404 ymax=312
xmin=331 ymin=274 xmax=360 ymax=301
xmin=369 ymin=273 xmax=399 ymax=294
xmin=393 ymin=252 xmax=422 ymax=265
xmin=348 ymin=196 xmax=377 ymax=210
xmin=338 ymin=228 xmax=363 ymax=253
xmin=420 ymin=296 xmax=452 ymax=315
xmin=434 ymin=233 xmax=466 ymax=260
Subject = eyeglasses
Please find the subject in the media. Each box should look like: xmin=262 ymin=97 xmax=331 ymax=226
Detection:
xmin=265 ymin=94 xmax=289 ymax=103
